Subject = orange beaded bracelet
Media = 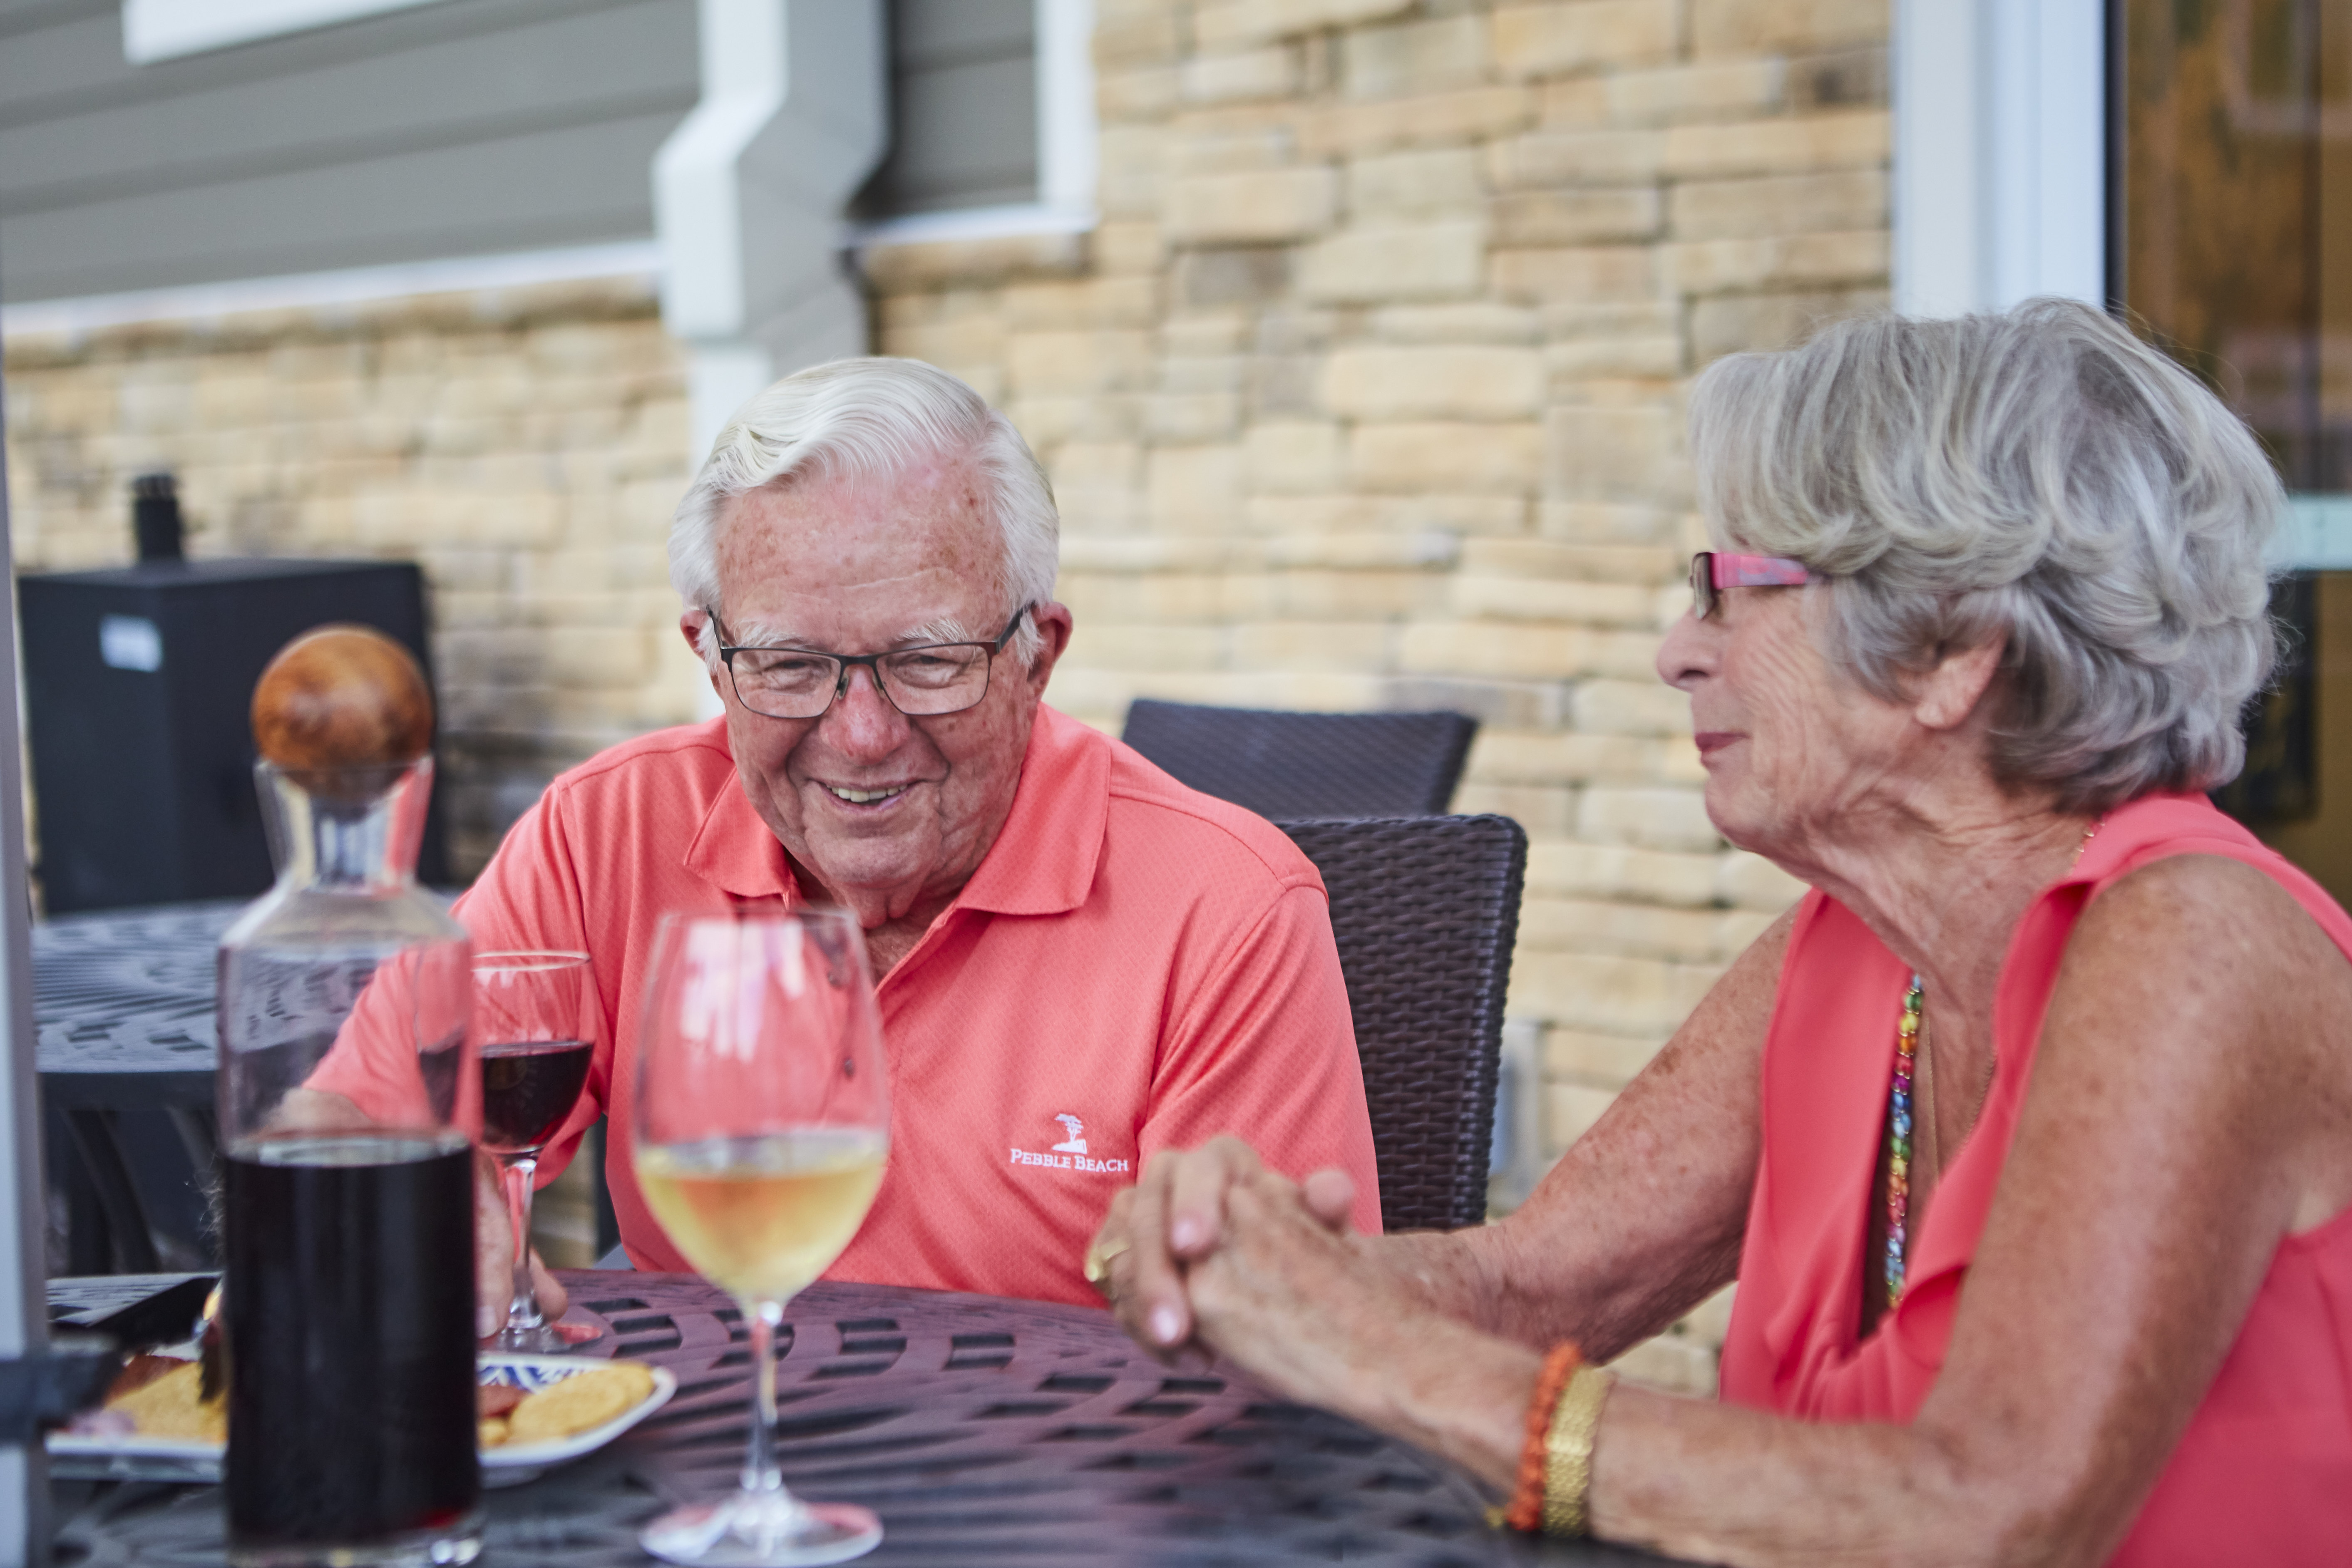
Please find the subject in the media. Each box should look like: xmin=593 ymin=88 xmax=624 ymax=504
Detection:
xmin=1502 ymin=1342 xmax=1583 ymax=1532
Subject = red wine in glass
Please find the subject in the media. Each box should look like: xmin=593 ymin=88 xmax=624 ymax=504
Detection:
xmin=473 ymin=952 xmax=598 ymax=1353
xmin=481 ymin=1039 xmax=593 ymax=1154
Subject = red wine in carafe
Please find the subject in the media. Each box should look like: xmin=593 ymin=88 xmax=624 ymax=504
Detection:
xmin=479 ymin=1038 xmax=592 ymax=1153
xmin=225 ymin=1131 xmax=477 ymax=1559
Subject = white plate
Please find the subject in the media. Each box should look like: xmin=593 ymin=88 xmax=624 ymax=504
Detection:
xmin=477 ymin=1355 xmax=678 ymax=1485
xmin=47 ymin=1354 xmax=676 ymax=1487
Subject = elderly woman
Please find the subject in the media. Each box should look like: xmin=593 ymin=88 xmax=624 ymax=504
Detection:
xmin=1088 ymin=300 xmax=2352 ymax=1566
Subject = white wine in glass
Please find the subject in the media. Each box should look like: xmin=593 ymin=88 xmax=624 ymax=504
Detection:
xmin=633 ymin=911 xmax=891 ymax=1568
xmin=636 ymin=1130 xmax=886 ymax=1303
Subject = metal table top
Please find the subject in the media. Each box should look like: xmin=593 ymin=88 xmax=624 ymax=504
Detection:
xmin=32 ymin=902 xmax=237 ymax=1096
xmin=50 ymin=1270 xmax=1661 ymax=1567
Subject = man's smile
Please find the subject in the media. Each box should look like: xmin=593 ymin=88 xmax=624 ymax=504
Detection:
xmin=818 ymin=780 xmax=917 ymax=808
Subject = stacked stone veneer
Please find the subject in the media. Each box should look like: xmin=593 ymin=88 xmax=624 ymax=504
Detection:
xmin=2 ymin=277 xmax=705 ymax=879
xmin=864 ymin=0 xmax=1882 ymax=1173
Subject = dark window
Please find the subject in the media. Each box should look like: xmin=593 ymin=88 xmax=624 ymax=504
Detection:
xmin=2114 ymin=0 xmax=2352 ymax=873
xmin=2113 ymin=0 xmax=2352 ymax=489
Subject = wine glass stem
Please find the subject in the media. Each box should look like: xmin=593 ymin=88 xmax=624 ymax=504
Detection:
xmin=502 ymin=1153 xmax=541 ymax=1330
xmin=743 ymin=1298 xmax=788 ymax=1498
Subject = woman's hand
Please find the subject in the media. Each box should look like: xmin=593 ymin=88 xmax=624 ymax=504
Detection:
xmin=1175 ymin=1159 xmax=1542 ymax=1487
xmin=1088 ymin=1135 xmax=1355 ymax=1354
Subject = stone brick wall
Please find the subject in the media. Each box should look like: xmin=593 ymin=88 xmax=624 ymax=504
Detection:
xmin=2 ymin=277 xmax=707 ymax=880
xmin=864 ymin=0 xmax=1881 ymax=1176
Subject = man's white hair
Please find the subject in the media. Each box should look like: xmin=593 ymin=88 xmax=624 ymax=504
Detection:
xmin=669 ymin=357 xmax=1058 ymax=665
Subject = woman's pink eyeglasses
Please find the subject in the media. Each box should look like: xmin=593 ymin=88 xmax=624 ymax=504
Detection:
xmin=1689 ymin=551 xmax=1817 ymax=620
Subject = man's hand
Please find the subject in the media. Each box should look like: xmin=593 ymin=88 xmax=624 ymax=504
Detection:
xmin=475 ymin=1152 xmax=568 ymax=1338
xmin=1087 ymin=1135 xmax=1355 ymax=1354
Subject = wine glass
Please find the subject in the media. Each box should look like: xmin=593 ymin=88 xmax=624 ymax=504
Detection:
xmin=632 ymin=910 xmax=891 ymax=1567
xmin=474 ymin=950 xmax=599 ymax=1353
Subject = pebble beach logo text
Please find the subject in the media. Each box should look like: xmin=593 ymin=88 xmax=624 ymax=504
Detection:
xmin=1010 ymin=1113 xmax=1130 ymax=1175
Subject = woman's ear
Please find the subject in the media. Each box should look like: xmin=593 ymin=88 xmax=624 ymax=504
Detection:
xmin=1912 ymin=636 xmax=2006 ymax=732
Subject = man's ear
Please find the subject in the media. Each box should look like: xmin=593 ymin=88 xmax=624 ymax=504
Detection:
xmin=1023 ymin=602 xmax=1075 ymax=694
xmin=1913 ymin=635 xmax=2005 ymax=732
xmin=679 ymin=612 xmax=723 ymax=696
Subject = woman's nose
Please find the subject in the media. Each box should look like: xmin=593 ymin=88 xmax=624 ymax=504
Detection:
xmin=1657 ymin=608 xmax=1716 ymax=691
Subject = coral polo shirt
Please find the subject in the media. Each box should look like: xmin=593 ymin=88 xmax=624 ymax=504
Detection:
xmin=451 ymin=705 xmax=1380 ymax=1305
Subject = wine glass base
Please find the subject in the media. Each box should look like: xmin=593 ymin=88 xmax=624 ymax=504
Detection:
xmin=487 ymin=1322 xmax=574 ymax=1355
xmin=640 ymin=1498 xmax=879 ymax=1567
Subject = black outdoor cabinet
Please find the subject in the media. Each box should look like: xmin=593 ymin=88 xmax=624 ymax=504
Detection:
xmin=20 ymin=558 xmax=450 ymax=913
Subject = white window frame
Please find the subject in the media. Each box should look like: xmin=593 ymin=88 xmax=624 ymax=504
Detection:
xmin=852 ymin=0 xmax=1098 ymax=248
xmin=122 ymin=0 xmax=454 ymax=63
xmin=1892 ymin=0 xmax=2106 ymax=318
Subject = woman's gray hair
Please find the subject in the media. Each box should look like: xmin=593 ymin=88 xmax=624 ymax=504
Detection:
xmin=1689 ymin=298 xmax=2284 ymax=812
xmin=669 ymin=357 xmax=1058 ymax=665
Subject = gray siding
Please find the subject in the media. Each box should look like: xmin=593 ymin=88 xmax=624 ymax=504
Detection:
xmin=0 ymin=0 xmax=696 ymax=302
xmin=859 ymin=0 xmax=1035 ymax=219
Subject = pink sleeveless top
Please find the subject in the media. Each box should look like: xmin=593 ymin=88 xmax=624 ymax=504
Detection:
xmin=1718 ymin=794 xmax=2352 ymax=1564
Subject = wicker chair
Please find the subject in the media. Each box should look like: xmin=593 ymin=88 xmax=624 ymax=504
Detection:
xmin=1123 ymin=699 xmax=1477 ymax=817
xmin=1279 ymin=814 xmax=1527 ymax=1232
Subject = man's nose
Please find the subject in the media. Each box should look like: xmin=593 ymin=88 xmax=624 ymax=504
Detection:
xmin=1657 ymin=608 xmax=1716 ymax=692
xmin=820 ymin=665 xmax=910 ymax=756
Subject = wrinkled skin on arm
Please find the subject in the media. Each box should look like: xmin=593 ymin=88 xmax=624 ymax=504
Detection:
xmin=1092 ymin=859 xmax=2352 ymax=1566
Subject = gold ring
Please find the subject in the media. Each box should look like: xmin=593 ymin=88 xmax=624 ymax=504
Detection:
xmin=1082 ymin=1238 xmax=1130 ymax=1285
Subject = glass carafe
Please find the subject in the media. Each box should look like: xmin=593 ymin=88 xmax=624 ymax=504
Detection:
xmin=217 ymin=758 xmax=480 ymax=1568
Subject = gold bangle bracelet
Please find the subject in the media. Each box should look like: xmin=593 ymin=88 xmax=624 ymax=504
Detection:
xmin=1540 ymin=1366 xmax=1614 ymax=1536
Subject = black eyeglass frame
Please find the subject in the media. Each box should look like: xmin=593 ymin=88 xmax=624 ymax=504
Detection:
xmin=708 ymin=605 xmax=1033 ymax=720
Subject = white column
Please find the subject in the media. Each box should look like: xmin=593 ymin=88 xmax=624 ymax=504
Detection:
xmin=654 ymin=0 xmax=889 ymax=462
xmin=1893 ymin=0 xmax=2107 ymax=317
xmin=0 ymin=383 xmax=52 ymax=1566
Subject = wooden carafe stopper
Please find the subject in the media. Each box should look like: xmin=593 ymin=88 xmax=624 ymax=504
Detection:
xmin=251 ymin=625 xmax=433 ymax=779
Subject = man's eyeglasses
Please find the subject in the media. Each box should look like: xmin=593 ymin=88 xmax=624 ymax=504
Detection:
xmin=1689 ymin=552 xmax=1817 ymax=620
xmin=710 ymin=606 xmax=1032 ymax=720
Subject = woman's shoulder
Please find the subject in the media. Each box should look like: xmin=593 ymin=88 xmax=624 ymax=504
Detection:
xmin=2080 ymin=791 xmax=2352 ymax=958
xmin=2087 ymin=850 xmax=2332 ymax=947
xmin=2044 ymin=838 xmax=2352 ymax=1237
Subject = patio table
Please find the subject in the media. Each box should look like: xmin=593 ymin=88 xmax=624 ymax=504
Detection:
xmin=48 ymin=1269 xmax=1671 ymax=1567
xmin=32 ymin=902 xmax=239 ymax=1272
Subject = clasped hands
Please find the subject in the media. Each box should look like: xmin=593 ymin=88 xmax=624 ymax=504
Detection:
xmin=1086 ymin=1136 xmax=1436 ymax=1420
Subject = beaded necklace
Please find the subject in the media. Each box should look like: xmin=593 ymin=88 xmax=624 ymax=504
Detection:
xmin=1881 ymin=975 xmax=1925 ymax=1306
xmin=1881 ymin=818 xmax=2104 ymax=1309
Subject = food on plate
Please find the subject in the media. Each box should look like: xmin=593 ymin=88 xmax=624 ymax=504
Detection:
xmin=78 ymin=1350 xmax=655 ymax=1454
xmin=107 ymin=1361 xmax=225 ymax=1442
xmin=498 ymin=1363 xmax=656 ymax=1448
xmin=105 ymin=1352 xmax=189 ymax=1403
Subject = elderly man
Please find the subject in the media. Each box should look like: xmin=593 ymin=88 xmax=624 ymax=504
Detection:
xmin=452 ymin=357 xmax=1379 ymax=1322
